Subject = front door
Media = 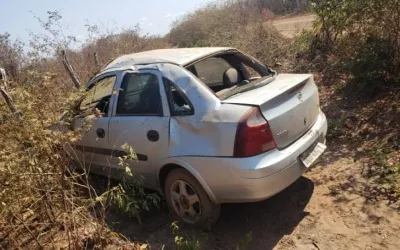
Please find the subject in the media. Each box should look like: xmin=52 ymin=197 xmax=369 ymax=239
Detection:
xmin=74 ymin=73 xmax=119 ymax=175
xmin=108 ymin=70 xmax=170 ymax=189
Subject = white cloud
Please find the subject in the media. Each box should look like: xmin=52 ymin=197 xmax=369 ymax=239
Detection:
xmin=140 ymin=17 xmax=148 ymax=21
xmin=148 ymin=23 xmax=153 ymax=26
xmin=164 ymin=12 xmax=185 ymax=18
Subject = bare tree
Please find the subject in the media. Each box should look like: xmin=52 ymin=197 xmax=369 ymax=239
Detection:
xmin=0 ymin=67 xmax=7 ymax=90
xmin=0 ymin=68 xmax=21 ymax=120
xmin=61 ymin=49 xmax=81 ymax=89
xmin=94 ymin=52 xmax=100 ymax=71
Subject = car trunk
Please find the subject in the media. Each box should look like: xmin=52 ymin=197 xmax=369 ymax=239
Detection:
xmin=221 ymin=74 xmax=320 ymax=148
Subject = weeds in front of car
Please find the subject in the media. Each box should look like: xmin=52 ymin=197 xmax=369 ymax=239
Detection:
xmin=236 ymin=231 xmax=253 ymax=250
xmin=98 ymin=144 xmax=162 ymax=225
xmin=363 ymin=147 xmax=400 ymax=200
xmin=171 ymin=221 xmax=202 ymax=250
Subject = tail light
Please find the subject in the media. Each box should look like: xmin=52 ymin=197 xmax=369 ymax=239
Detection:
xmin=234 ymin=107 xmax=276 ymax=157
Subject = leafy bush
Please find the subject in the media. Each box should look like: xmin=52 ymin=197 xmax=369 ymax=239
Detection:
xmin=97 ymin=144 xmax=162 ymax=225
xmin=0 ymin=11 xmax=169 ymax=249
xmin=0 ymin=71 xmax=162 ymax=248
xmin=171 ymin=221 xmax=201 ymax=250
xmin=0 ymin=73 xmax=88 ymax=248
xmin=311 ymin=0 xmax=400 ymax=86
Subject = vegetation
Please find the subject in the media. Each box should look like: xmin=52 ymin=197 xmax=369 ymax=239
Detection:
xmin=169 ymin=1 xmax=294 ymax=69
xmin=308 ymin=0 xmax=400 ymax=198
xmin=171 ymin=222 xmax=201 ymax=250
xmin=309 ymin=0 xmax=400 ymax=87
xmin=0 ymin=0 xmax=399 ymax=248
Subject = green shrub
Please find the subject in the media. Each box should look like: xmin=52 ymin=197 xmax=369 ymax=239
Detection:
xmin=311 ymin=0 xmax=400 ymax=85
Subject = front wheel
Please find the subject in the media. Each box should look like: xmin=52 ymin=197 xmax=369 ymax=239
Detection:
xmin=164 ymin=169 xmax=220 ymax=228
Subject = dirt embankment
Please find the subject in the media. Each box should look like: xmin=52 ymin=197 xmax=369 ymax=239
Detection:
xmin=272 ymin=14 xmax=316 ymax=38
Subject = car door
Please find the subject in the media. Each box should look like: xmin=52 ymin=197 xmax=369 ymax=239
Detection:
xmin=107 ymin=69 xmax=170 ymax=189
xmin=74 ymin=72 xmax=120 ymax=175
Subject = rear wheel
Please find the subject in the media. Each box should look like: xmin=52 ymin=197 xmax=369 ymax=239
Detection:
xmin=164 ymin=169 xmax=220 ymax=228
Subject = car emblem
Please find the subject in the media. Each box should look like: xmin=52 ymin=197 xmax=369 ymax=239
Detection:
xmin=297 ymin=92 xmax=303 ymax=101
xmin=304 ymin=117 xmax=307 ymax=125
xmin=276 ymin=129 xmax=289 ymax=139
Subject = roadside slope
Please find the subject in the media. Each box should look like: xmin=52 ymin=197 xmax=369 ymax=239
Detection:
xmin=272 ymin=14 xmax=316 ymax=38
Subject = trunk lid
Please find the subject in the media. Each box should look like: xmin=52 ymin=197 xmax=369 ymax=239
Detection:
xmin=222 ymin=74 xmax=320 ymax=148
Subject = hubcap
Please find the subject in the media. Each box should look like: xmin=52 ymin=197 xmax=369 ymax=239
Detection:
xmin=170 ymin=180 xmax=201 ymax=223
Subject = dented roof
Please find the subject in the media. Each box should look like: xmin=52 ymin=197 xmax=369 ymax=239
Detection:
xmin=104 ymin=47 xmax=235 ymax=70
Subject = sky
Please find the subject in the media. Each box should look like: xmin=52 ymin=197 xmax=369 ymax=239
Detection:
xmin=0 ymin=0 xmax=212 ymax=45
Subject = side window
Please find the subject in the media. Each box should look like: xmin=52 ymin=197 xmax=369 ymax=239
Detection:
xmin=80 ymin=75 xmax=116 ymax=116
xmin=116 ymin=73 xmax=163 ymax=116
xmin=193 ymin=57 xmax=232 ymax=87
xmin=163 ymin=77 xmax=193 ymax=116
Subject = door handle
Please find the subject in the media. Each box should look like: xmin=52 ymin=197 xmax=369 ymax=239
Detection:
xmin=147 ymin=130 xmax=159 ymax=142
xmin=96 ymin=128 xmax=105 ymax=138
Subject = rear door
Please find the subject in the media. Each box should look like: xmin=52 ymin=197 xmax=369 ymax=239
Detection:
xmin=107 ymin=70 xmax=170 ymax=189
xmin=74 ymin=73 xmax=119 ymax=174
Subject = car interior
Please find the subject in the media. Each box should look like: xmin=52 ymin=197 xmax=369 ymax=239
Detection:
xmin=185 ymin=53 xmax=269 ymax=96
xmin=116 ymin=73 xmax=162 ymax=115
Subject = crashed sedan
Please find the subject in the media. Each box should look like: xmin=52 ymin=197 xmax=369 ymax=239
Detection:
xmin=73 ymin=47 xmax=327 ymax=226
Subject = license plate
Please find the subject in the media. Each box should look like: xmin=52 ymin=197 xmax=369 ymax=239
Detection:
xmin=300 ymin=142 xmax=327 ymax=168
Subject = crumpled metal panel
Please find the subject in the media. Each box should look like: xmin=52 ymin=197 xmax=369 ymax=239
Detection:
xmin=158 ymin=63 xmax=251 ymax=157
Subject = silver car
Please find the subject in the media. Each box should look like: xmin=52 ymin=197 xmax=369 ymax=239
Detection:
xmin=74 ymin=47 xmax=327 ymax=226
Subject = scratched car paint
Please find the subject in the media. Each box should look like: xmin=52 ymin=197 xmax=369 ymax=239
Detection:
xmin=71 ymin=47 xmax=328 ymax=226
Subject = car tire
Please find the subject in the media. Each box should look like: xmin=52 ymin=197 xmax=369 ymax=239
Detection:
xmin=164 ymin=168 xmax=220 ymax=228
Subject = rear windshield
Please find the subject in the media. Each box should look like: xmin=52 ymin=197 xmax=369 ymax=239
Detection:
xmin=194 ymin=57 xmax=232 ymax=88
xmin=187 ymin=52 xmax=273 ymax=100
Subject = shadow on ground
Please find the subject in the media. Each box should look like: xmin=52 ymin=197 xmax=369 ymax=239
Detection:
xmin=104 ymin=176 xmax=315 ymax=250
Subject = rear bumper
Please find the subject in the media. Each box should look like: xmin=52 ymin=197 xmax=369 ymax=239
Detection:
xmin=230 ymin=159 xmax=307 ymax=202
xmin=172 ymin=111 xmax=328 ymax=204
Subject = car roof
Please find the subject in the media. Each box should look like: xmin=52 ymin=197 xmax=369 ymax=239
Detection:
xmin=103 ymin=47 xmax=236 ymax=71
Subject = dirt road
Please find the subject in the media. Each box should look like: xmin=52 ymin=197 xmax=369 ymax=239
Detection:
xmin=105 ymin=146 xmax=400 ymax=249
xmin=272 ymin=14 xmax=316 ymax=38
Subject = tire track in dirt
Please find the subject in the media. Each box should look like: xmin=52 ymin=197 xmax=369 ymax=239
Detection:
xmin=274 ymin=157 xmax=400 ymax=250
